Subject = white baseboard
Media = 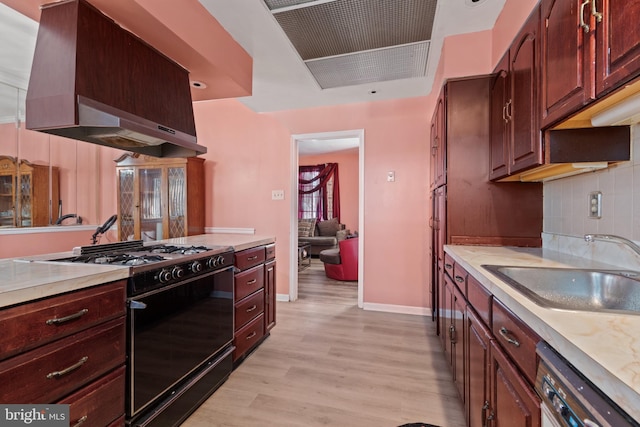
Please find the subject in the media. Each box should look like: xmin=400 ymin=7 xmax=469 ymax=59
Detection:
xmin=205 ymin=227 xmax=255 ymax=235
xmin=276 ymin=293 xmax=290 ymax=302
xmin=362 ymin=302 xmax=430 ymax=316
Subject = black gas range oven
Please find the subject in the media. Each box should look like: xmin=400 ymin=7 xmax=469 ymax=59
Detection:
xmin=56 ymin=240 xmax=235 ymax=427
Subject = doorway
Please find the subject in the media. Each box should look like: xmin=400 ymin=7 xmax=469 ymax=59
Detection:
xmin=289 ymin=129 xmax=364 ymax=307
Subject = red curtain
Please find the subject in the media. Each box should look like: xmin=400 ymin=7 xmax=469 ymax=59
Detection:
xmin=298 ymin=163 xmax=340 ymax=221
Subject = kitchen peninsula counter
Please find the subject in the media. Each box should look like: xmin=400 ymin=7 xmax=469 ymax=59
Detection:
xmin=445 ymin=244 xmax=640 ymax=422
xmin=0 ymin=233 xmax=275 ymax=309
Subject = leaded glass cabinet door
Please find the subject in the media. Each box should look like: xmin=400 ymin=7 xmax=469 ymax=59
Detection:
xmin=118 ymin=168 xmax=135 ymax=241
xmin=19 ymin=173 xmax=32 ymax=227
xmin=139 ymin=167 xmax=163 ymax=241
xmin=168 ymin=166 xmax=186 ymax=238
xmin=0 ymin=157 xmax=16 ymax=227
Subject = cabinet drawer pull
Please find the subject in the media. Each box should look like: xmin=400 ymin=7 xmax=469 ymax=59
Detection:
xmin=72 ymin=415 xmax=88 ymax=427
xmin=454 ymin=275 xmax=464 ymax=283
xmin=46 ymin=309 xmax=89 ymax=325
xmin=246 ymin=279 xmax=257 ymax=285
xmin=580 ymin=0 xmax=591 ymax=33
xmin=445 ymin=263 xmax=453 ymax=269
xmin=246 ymin=305 xmax=257 ymax=313
xmin=247 ymin=255 xmax=259 ymax=261
xmin=46 ymin=356 xmax=88 ymax=379
xmin=499 ymin=327 xmax=520 ymax=347
xmin=246 ymin=331 xmax=257 ymax=340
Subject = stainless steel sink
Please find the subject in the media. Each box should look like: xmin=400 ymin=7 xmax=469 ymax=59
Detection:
xmin=482 ymin=265 xmax=640 ymax=315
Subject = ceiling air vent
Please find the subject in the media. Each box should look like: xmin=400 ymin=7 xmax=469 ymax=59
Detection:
xmin=263 ymin=0 xmax=436 ymax=89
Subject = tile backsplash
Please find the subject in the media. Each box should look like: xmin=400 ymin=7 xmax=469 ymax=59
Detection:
xmin=544 ymin=124 xmax=639 ymax=243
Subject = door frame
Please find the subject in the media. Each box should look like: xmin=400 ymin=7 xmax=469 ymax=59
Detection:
xmin=289 ymin=129 xmax=364 ymax=307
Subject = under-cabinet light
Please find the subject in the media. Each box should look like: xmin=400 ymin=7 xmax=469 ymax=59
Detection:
xmin=591 ymin=91 xmax=640 ymax=126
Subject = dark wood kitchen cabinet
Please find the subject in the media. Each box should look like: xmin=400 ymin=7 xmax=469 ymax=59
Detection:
xmin=595 ymin=0 xmax=640 ymax=96
xmin=430 ymin=90 xmax=446 ymax=190
xmin=430 ymin=75 xmax=542 ymax=329
xmin=0 ymin=280 xmax=127 ymax=427
xmin=442 ymin=257 xmax=541 ymax=427
xmin=440 ymin=268 xmax=466 ymax=402
xmin=233 ymin=243 xmax=276 ymax=364
xmin=490 ymin=6 xmax=543 ymax=180
xmin=541 ymin=0 xmax=640 ymax=127
xmin=264 ymin=243 xmax=276 ymax=333
xmin=115 ymin=153 xmax=204 ymax=242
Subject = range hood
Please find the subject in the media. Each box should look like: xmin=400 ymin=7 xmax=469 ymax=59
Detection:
xmin=26 ymin=0 xmax=206 ymax=158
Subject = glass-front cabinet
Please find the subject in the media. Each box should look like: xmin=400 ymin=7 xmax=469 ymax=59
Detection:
xmin=0 ymin=156 xmax=59 ymax=227
xmin=115 ymin=154 xmax=205 ymax=241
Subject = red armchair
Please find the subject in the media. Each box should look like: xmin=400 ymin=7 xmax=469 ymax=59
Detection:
xmin=319 ymin=237 xmax=358 ymax=281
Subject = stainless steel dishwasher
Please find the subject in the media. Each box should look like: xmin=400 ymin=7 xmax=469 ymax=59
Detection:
xmin=536 ymin=342 xmax=639 ymax=427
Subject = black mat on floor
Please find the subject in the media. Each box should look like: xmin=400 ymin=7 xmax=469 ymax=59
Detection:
xmin=398 ymin=424 xmax=440 ymax=427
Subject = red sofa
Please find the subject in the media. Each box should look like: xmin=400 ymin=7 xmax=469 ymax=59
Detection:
xmin=319 ymin=237 xmax=358 ymax=281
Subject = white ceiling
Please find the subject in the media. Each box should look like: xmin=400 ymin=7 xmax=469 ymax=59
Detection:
xmin=0 ymin=0 xmax=506 ymax=153
xmin=198 ymin=0 xmax=506 ymax=112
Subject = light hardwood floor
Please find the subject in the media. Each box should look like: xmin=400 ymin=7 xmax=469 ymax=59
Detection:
xmin=183 ymin=259 xmax=466 ymax=427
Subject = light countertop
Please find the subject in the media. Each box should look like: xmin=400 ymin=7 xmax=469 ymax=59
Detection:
xmin=0 ymin=233 xmax=274 ymax=309
xmin=445 ymin=244 xmax=640 ymax=422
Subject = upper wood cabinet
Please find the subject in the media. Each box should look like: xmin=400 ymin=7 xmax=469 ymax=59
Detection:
xmin=115 ymin=154 xmax=204 ymax=241
xmin=541 ymin=0 xmax=640 ymax=127
xmin=430 ymin=90 xmax=446 ymax=190
xmin=595 ymin=0 xmax=640 ymax=96
xmin=541 ymin=0 xmax=596 ymax=127
xmin=490 ymin=6 xmax=543 ymax=180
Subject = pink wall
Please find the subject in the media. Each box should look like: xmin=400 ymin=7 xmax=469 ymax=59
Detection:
xmin=299 ymin=149 xmax=359 ymax=233
xmin=2 ymin=0 xmax=538 ymax=309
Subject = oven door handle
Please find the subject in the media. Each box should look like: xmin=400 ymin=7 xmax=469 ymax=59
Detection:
xmin=128 ymin=300 xmax=147 ymax=310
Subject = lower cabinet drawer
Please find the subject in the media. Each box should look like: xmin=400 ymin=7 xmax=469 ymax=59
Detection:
xmin=233 ymin=313 xmax=265 ymax=361
xmin=235 ymin=289 xmax=264 ymax=330
xmin=58 ymin=365 xmax=125 ymax=427
xmin=492 ymin=298 xmax=539 ymax=384
xmin=235 ymin=265 xmax=264 ymax=300
xmin=0 ymin=317 xmax=126 ymax=404
xmin=0 ymin=280 xmax=126 ymax=361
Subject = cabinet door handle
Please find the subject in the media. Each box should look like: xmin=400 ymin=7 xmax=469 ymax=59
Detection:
xmin=246 ymin=331 xmax=257 ymax=340
xmin=449 ymin=324 xmax=456 ymax=342
xmin=591 ymin=0 xmax=603 ymax=23
xmin=502 ymin=105 xmax=507 ymax=123
xmin=454 ymin=275 xmax=465 ymax=283
xmin=46 ymin=309 xmax=89 ymax=325
xmin=505 ymin=99 xmax=513 ymax=121
xmin=246 ymin=279 xmax=257 ymax=285
xmin=499 ymin=326 xmax=520 ymax=347
xmin=445 ymin=263 xmax=453 ymax=269
xmin=46 ymin=356 xmax=88 ymax=379
xmin=482 ymin=401 xmax=490 ymax=427
xmin=246 ymin=305 xmax=257 ymax=313
xmin=71 ymin=415 xmax=88 ymax=427
xmin=580 ymin=0 xmax=591 ymax=32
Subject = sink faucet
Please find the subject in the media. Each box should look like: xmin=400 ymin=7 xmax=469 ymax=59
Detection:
xmin=584 ymin=234 xmax=640 ymax=258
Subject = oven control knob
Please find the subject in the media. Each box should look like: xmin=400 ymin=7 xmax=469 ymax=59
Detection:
xmin=172 ymin=266 xmax=184 ymax=279
xmin=159 ymin=269 xmax=172 ymax=283
xmin=191 ymin=261 xmax=202 ymax=273
xmin=206 ymin=257 xmax=217 ymax=268
xmin=216 ymin=255 xmax=225 ymax=266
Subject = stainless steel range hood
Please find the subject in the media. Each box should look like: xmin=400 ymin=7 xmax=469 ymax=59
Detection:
xmin=38 ymin=96 xmax=204 ymax=158
xmin=26 ymin=0 xmax=206 ymax=158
